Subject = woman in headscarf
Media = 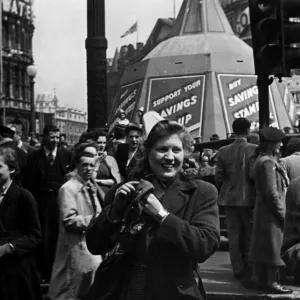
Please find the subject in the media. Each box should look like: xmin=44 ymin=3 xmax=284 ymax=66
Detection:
xmin=85 ymin=115 xmax=220 ymax=300
xmin=248 ymin=127 xmax=292 ymax=294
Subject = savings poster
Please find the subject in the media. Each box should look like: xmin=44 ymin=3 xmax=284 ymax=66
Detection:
xmin=217 ymin=74 xmax=278 ymax=132
xmin=109 ymin=81 xmax=142 ymax=131
xmin=147 ymin=75 xmax=206 ymax=134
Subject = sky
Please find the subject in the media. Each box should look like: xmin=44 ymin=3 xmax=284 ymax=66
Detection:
xmin=33 ymin=0 xmax=182 ymax=111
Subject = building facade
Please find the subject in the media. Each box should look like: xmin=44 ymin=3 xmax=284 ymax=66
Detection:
xmin=35 ymin=92 xmax=88 ymax=145
xmin=1 ymin=0 xmax=35 ymax=134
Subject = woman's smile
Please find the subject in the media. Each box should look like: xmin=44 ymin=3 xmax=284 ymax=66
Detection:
xmin=148 ymin=134 xmax=184 ymax=181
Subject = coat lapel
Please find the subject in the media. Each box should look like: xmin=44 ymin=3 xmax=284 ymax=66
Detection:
xmin=161 ymin=176 xmax=197 ymax=216
xmin=38 ymin=149 xmax=47 ymax=179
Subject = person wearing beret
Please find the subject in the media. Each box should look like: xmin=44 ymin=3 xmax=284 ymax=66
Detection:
xmin=115 ymin=123 xmax=144 ymax=181
xmin=248 ymin=127 xmax=292 ymax=294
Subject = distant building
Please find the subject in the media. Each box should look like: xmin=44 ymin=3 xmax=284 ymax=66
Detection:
xmin=35 ymin=92 xmax=88 ymax=144
xmin=1 ymin=0 xmax=36 ymax=135
xmin=55 ymin=107 xmax=87 ymax=145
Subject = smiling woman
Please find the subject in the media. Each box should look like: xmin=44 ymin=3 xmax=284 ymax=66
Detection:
xmin=85 ymin=114 xmax=220 ymax=300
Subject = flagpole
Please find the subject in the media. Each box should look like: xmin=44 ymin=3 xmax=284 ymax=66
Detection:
xmin=136 ymin=21 xmax=139 ymax=45
xmin=173 ymin=0 xmax=176 ymax=19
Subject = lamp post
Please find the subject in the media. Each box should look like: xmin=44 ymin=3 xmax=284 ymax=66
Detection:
xmin=86 ymin=0 xmax=108 ymax=130
xmin=26 ymin=65 xmax=37 ymax=133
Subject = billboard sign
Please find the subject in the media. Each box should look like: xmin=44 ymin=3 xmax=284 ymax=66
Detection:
xmin=109 ymin=81 xmax=142 ymax=131
xmin=217 ymin=74 xmax=278 ymax=132
xmin=146 ymin=75 xmax=206 ymax=134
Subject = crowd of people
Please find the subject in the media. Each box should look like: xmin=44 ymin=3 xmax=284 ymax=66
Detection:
xmin=215 ymin=118 xmax=300 ymax=295
xmin=0 ymin=112 xmax=299 ymax=300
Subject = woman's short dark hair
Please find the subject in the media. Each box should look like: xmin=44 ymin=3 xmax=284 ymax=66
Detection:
xmin=287 ymin=137 xmax=300 ymax=155
xmin=128 ymin=120 xmax=194 ymax=179
xmin=74 ymin=142 xmax=98 ymax=164
xmin=232 ymin=118 xmax=251 ymax=135
xmin=0 ymin=146 xmax=20 ymax=182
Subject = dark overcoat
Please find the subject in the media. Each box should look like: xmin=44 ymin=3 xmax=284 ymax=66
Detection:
xmin=86 ymin=175 xmax=220 ymax=300
xmin=249 ymin=155 xmax=287 ymax=266
xmin=115 ymin=144 xmax=143 ymax=180
xmin=0 ymin=182 xmax=42 ymax=300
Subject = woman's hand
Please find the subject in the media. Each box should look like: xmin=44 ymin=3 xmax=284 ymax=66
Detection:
xmin=110 ymin=181 xmax=139 ymax=219
xmin=143 ymin=193 xmax=164 ymax=219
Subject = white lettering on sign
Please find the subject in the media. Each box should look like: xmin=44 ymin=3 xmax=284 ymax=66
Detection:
xmin=228 ymin=85 xmax=258 ymax=107
xmin=183 ymin=80 xmax=201 ymax=92
xmin=177 ymin=114 xmax=192 ymax=126
xmin=228 ymin=79 xmax=241 ymax=90
xmin=2 ymin=0 xmax=32 ymax=20
xmin=152 ymin=88 xmax=181 ymax=108
xmin=160 ymin=96 xmax=197 ymax=118
xmin=233 ymin=101 xmax=259 ymax=119
xmin=115 ymin=89 xmax=137 ymax=114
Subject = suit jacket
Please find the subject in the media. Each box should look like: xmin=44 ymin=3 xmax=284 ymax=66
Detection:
xmin=0 ymin=182 xmax=42 ymax=300
xmin=115 ymin=143 xmax=143 ymax=180
xmin=86 ymin=175 xmax=220 ymax=300
xmin=24 ymin=147 xmax=73 ymax=196
xmin=280 ymin=153 xmax=300 ymax=181
xmin=215 ymin=138 xmax=257 ymax=207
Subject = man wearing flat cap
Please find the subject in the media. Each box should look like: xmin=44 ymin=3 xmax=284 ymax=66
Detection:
xmin=248 ymin=127 xmax=292 ymax=294
xmin=115 ymin=122 xmax=143 ymax=181
xmin=216 ymin=118 xmax=257 ymax=281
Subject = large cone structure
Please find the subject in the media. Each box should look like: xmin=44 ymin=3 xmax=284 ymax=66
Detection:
xmin=109 ymin=0 xmax=295 ymax=140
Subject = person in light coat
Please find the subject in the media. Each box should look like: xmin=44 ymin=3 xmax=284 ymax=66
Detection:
xmin=48 ymin=143 xmax=103 ymax=300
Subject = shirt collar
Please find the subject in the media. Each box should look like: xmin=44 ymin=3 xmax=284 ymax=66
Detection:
xmin=44 ymin=146 xmax=58 ymax=157
xmin=0 ymin=179 xmax=12 ymax=197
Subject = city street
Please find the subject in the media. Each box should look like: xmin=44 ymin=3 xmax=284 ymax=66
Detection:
xmin=200 ymin=252 xmax=300 ymax=300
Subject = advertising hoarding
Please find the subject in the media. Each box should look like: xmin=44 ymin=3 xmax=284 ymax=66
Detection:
xmin=109 ymin=81 xmax=143 ymax=131
xmin=146 ymin=75 xmax=206 ymax=135
xmin=217 ymin=74 xmax=278 ymax=132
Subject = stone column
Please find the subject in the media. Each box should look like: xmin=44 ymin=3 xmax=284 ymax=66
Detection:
xmin=86 ymin=0 xmax=108 ymax=130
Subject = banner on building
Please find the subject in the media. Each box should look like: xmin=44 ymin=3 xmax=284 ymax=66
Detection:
xmin=146 ymin=75 xmax=206 ymax=135
xmin=109 ymin=81 xmax=143 ymax=132
xmin=217 ymin=74 xmax=278 ymax=132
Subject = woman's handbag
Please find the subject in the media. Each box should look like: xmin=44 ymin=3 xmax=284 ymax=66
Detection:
xmin=85 ymin=179 xmax=154 ymax=300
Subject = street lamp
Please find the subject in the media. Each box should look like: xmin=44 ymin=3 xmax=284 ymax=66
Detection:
xmin=27 ymin=65 xmax=37 ymax=133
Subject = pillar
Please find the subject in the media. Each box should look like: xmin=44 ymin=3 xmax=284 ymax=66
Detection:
xmin=86 ymin=0 xmax=108 ymax=130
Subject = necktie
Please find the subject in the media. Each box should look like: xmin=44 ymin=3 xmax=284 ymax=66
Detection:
xmin=48 ymin=152 xmax=54 ymax=164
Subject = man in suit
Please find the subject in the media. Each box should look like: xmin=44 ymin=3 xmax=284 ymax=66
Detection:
xmin=7 ymin=121 xmax=36 ymax=155
xmin=280 ymin=137 xmax=300 ymax=181
xmin=24 ymin=125 xmax=73 ymax=282
xmin=115 ymin=123 xmax=143 ymax=181
xmin=215 ymin=118 xmax=257 ymax=280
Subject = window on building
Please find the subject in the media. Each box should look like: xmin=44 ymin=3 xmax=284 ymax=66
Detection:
xmin=2 ymin=21 xmax=8 ymax=49
xmin=11 ymin=25 xmax=16 ymax=49
xmin=12 ymin=67 xmax=19 ymax=99
xmin=21 ymin=71 xmax=26 ymax=100
xmin=21 ymin=28 xmax=25 ymax=51
xmin=3 ymin=65 xmax=9 ymax=98
xmin=15 ymin=24 xmax=20 ymax=50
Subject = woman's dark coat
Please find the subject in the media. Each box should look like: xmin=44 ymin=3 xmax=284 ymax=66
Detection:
xmin=249 ymin=155 xmax=287 ymax=266
xmin=0 ymin=182 xmax=43 ymax=300
xmin=86 ymin=175 xmax=220 ymax=300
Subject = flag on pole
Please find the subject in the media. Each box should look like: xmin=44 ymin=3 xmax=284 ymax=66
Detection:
xmin=120 ymin=21 xmax=138 ymax=38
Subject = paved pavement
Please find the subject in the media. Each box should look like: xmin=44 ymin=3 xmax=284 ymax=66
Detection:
xmin=200 ymin=252 xmax=300 ymax=299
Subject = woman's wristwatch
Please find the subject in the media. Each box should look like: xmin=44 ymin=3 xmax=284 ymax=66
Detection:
xmin=155 ymin=209 xmax=170 ymax=224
